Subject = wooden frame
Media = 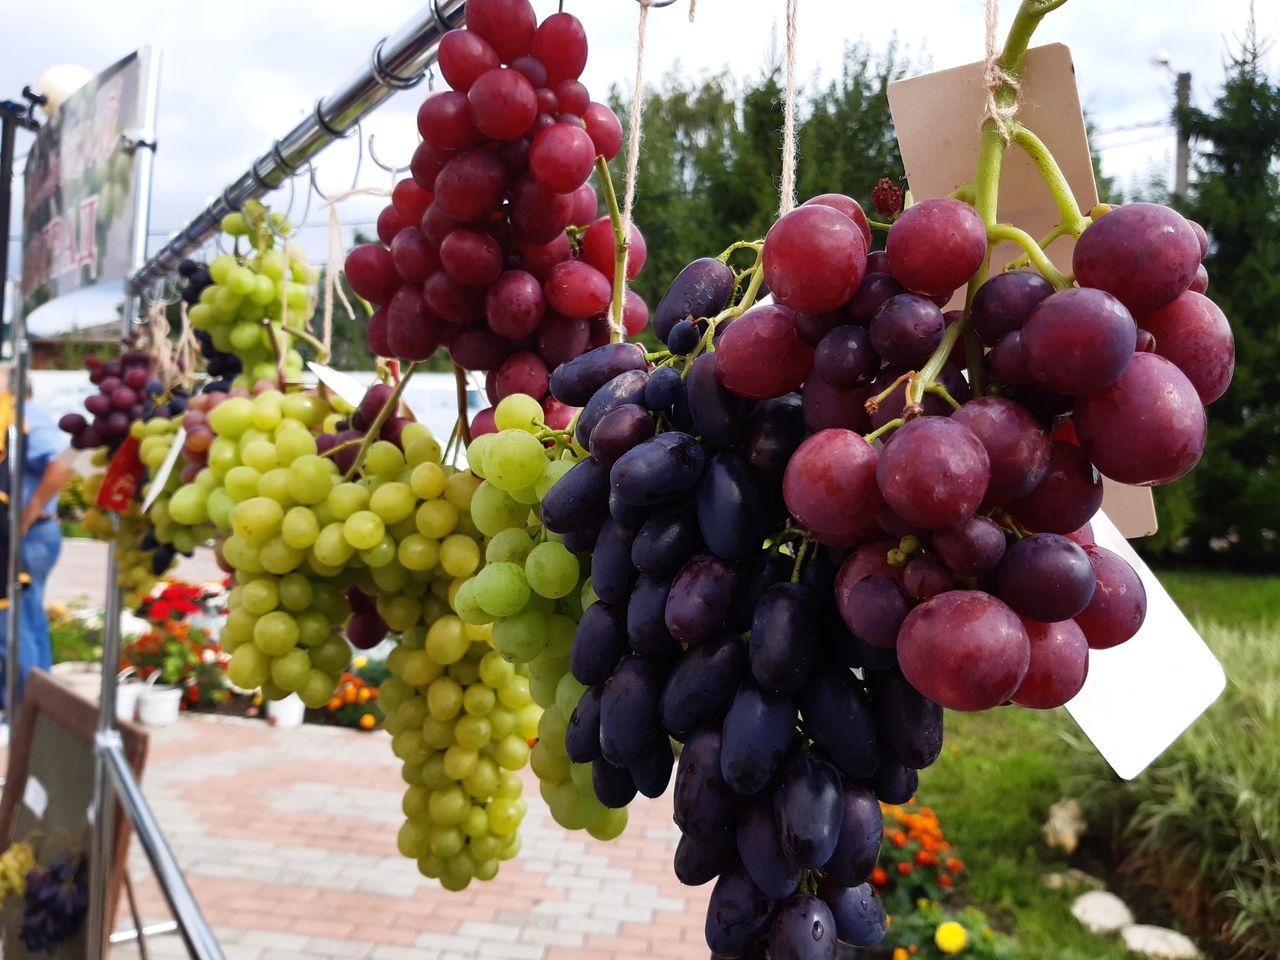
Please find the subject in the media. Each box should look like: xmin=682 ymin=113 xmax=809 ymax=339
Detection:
xmin=0 ymin=670 xmax=148 ymax=954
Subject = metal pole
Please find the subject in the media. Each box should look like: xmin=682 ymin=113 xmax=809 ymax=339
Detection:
xmin=101 ymin=737 xmax=222 ymax=959
xmin=128 ymin=0 xmax=466 ymax=293
xmin=87 ymin=46 xmax=163 ymax=960
xmin=1174 ymin=71 xmax=1191 ymax=200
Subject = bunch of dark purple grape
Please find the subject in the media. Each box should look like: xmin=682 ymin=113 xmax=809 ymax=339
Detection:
xmin=539 ymin=339 xmax=955 ymax=956
xmin=178 ymin=257 xmax=243 ymax=390
xmin=59 ymin=351 xmax=174 ymax=453
xmin=19 ymin=853 xmax=88 ymax=953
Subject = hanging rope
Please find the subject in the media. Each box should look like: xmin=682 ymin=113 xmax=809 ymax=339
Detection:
xmin=143 ymin=300 xmax=183 ymax=391
xmin=175 ymin=301 xmax=199 ymax=388
xmin=319 ymin=186 xmax=392 ymax=359
xmin=688 ymin=0 xmax=697 ymax=21
xmin=983 ymin=0 xmax=1020 ymax=142
xmin=618 ymin=0 xmax=654 ymax=330
xmin=778 ymin=0 xmax=800 ymax=216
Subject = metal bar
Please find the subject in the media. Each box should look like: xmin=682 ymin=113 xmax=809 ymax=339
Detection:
xmin=128 ymin=0 xmax=466 ymax=292
xmin=110 ymin=920 xmax=180 ymax=945
xmin=87 ymin=46 xmax=163 ymax=960
xmin=2 ymin=104 xmax=24 ymax=720
xmin=101 ymin=736 xmax=223 ymax=959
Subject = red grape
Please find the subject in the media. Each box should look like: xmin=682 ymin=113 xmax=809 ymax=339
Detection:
xmin=1135 ymin=291 xmax=1234 ymax=404
xmin=533 ymin=12 xmax=589 ymax=85
xmin=583 ymin=102 xmax=624 ymax=161
xmin=509 ymin=56 xmax=547 ymax=90
xmin=451 ymin=325 xmax=512 ymax=371
xmin=1021 ymin=287 xmax=1137 ymax=395
xmin=715 ymin=304 xmax=814 ymax=400
xmin=1074 ymin=545 xmax=1146 ymax=650
xmin=875 ymin=417 xmax=990 ymax=529
xmin=391 ymin=178 xmax=432 ymax=223
xmin=763 ymin=205 xmax=867 ymax=314
xmin=509 ymin=175 xmax=575 ymax=244
xmin=345 ymin=244 xmax=399 ymax=304
xmin=623 ymin=289 xmax=649 ymax=338
xmin=801 ymin=378 xmax=871 ymax=434
xmin=495 ymin=351 xmax=550 ymax=400
xmin=1073 ymin=203 xmax=1201 ymax=312
xmin=387 ymin=287 xmax=444 ymax=361
xmin=545 ymin=260 xmax=611 ymax=319
xmin=439 ymin=229 xmax=504 ymax=286
xmin=367 ymin=306 xmax=391 ymax=356
xmin=555 ymin=79 xmax=591 ymax=117
xmin=416 ymin=91 xmax=483 ymax=150
xmin=869 ymin=294 xmax=944 ymax=368
xmin=996 ymin=533 xmax=1095 ymax=622
xmin=846 ymin=272 xmax=907 ymax=326
xmin=950 ymin=397 xmax=1051 ymax=504
xmin=1006 ymin=440 xmax=1103 ymax=535
xmin=390 ymin=227 xmax=439 ymax=284
xmin=423 ymin=271 xmax=485 ymax=325
xmin=932 ymin=515 xmax=1007 ymax=576
xmin=813 ymin=325 xmax=876 ymax=388
xmin=467 ymin=68 xmax=537 ymax=141
xmin=376 ymin=205 xmax=410 ymax=245
xmin=886 ymin=198 xmax=986 ymax=298
xmin=529 ymin=122 xmax=597 ymax=193
xmin=581 ymin=217 xmax=647 ymax=281
xmin=433 ymin=148 xmax=508 ymax=222
xmin=569 ymin=183 xmax=599 ymax=226
xmin=1011 ymin=618 xmax=1089 ymax=709
xmin=464 ymin=0 xmax=537 ymax=64
xmin=438 ymin=29 xmax=500 ymax=92
xmin=1074 ymin=352 xmax=1207 ymax=486
xmin=515 ymin=232 xmax=573 ymax=279
xmin=410 ymin=140 xmax=453 ymax=193
xmin=802 ymin=193 xmax=872 ymax=248
xmin=902 ymin=555 xmax=955 ymax=600
xmin=990 ymin=330 xmax=1032 ymax=385
xmin=897 ymin=591 xmax=1030 ymax=711
xmin=537 ymin=313 xmax=591 ymax=367
xmin=970 ymin=270 xmax=1054 ymax=345
xmin=783 ymin=430 xmax=883 ymax=542
xmin=485 ymin=270 xmax=545 ymax=339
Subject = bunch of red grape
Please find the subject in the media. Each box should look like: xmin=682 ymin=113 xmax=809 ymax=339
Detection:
xmin=343 ymin=0 xmax=648 ymax=435
xmin=58 ymin=351 xmax=179 ymax=452
xmin=533 ymin=190 xmax=1232 ymax=956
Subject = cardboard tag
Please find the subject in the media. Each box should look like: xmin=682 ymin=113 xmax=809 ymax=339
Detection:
xmin=888 ymin=43 xmax=1157 ymax=537
xmin=1065 ymin=510 xmax=1225 ymax=779
xmin=142 ymin=427 xmax=186 ymax=513
xmin=307 ymin=361 xmax=365 ymax=407
xmin=97 ymin=436 xmax=144 ymax=511
xmin=23 ymin=775 xmax=48 ymax=819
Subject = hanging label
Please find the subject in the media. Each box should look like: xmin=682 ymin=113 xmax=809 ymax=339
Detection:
xmin=887 ymin=43 xmax=1157 ymax=537
xmin=23 ymin=775 xmax=49 ymax=819
xmin=97 ymin=436 xmax=144 ymax=511
xmin=307 ymin=361 xmax=365 ymax=407
xmin=1065 ymin=510 xmax=1225 ymax=779
xmin=141 ymin=426 xmax=186 ymax=513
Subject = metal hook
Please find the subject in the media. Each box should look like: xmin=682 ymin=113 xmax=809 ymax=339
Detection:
xmin=634 ymin=0 xmax=679 ymax=6
xmin=349 ymin=119 xmax=365 ymax=190
xmin=307 ymin=159 xmax=332 ymax=203
xmin=367 ymin=133 xmax=408 ymax=176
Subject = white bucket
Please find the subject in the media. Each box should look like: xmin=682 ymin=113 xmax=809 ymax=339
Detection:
xmin=267 ymin=693 xmax=306 ymax=729
xmin=137 ymin=672 xmax=183 ymax=726
xmin=116 ymin=669 xmax=143 ymax=723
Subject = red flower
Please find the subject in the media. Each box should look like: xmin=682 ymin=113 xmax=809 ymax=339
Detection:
xmin=896 ymin=862 xmax=913 ymax=876
xmin=150 ymin=600 xmax=172 ymax=621
xmin=939 ymin=874 xmax=954 ymax=888
xmin=871 ymin=867 xmax=889 ymax=886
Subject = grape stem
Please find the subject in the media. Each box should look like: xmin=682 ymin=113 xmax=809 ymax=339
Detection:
xmin=789 ymin=537 xmax=812 ymax=584
xmin=342 ymin=361 xmax=420 ymax=480
xmin=987 ymin=223 xmax=1072 ymax=289
xmin=288 ymin=325 xmax=331 ymax=365
xmin=924 ymin=381 xmax=963 ymax=410
xmin=1009 ymin=124 xmax=1091 ymax=235
xmin=1005 ymin=220 xmax=1072 ymax=271
xmin=864 ymin=372 xmax=912 ymax=415
xmin=593 ymin=155 xmax=629 ymax=343
xmin=717 ymin=240 xmax=764 ymax=263
xmin=867 ymin=219 xmax=893 ymax=233
xmin=453 ymin=363 xmax=473 ymax=450
xmin=863 ymin=417 xmax=904 ymax=444
xmin=680 ymin=251 xmax=766 ymax=377
xmin=950 ymin=181 xmax=977 ymax=204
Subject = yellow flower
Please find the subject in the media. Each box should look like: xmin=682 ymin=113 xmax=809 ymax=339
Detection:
xmin=353 ymin=656 xmax=368 ymax=669
xmin=935 ymin=921 xmax=968 ymax=954
xmin=893 ymin=949 xmax=909 ymax=960
xmin=917 ymin=897 xmax=931 ymax=910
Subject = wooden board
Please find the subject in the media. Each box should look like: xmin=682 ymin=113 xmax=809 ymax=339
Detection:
xmin=0 ymin=670 xmax=148 ymax=958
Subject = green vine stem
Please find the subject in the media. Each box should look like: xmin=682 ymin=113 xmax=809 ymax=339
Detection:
xmin=1005 ymin=220 xmax=1072 ymax=271
xmin=594 ymin=156 xmax=629 ymax=343
xmin=342 ymin=361 xmax=420 ymax=480
xmin=863 ymin=417 xmax=904 ymax=445
xmin=1009 ymin=123 xmax=1091 ymax=235
xmin=988 ymin=223 xmax=1073 ymax=289
xmin=453 ymin=363 xmax=472 ymax=449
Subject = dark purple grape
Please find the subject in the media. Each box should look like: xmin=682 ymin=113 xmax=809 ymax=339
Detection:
xmin=933 ymin=515 xmax=1008 ymax=576
xmin=750 ymin=583 xmax=816 ymax=694
xmin=996 ymin=533 xmax=1096 ymax=621
xmin=689 ymin=352 xmax=753 ymax=452
xmin=608 ymin=491 xmax=649 ymax=529
xmin=674 ymin=727 xmax=736 ymax=842
xmin=675 ymin=829 xmax=737 ymax=886
xmin=549 ymin=341 xmax=647 ymax=406
xmin=971 ymin=270 xmax=1054 ymax=345
xmin=593 ymin=757 xmax=638 ymax=808
xmin=736 ymin=792 xmax=804 ymax=899
xmin=902 ymin=555 xmax=954 ymax=600
xmin=801 ymin=377 xmax=872 ymax=434
xmin=600 ymin=656 xmax=667 ymax=766
xmin=666 ymin=552 xmax=738 ymax=642
xmin=729 ymin=551 xmax=793 ymax=633
xmin=541 ymin=455 xmax=611 ymax=534
xmin=591 ymin=402 xmax=656 ymax=465
xmin=1007 ymin=440 xmax=1104 ymax=535
xmin=798 ymin=669 xmax=879 ymax=780
xmin=571 ymin=602 xmax=628 ymax=685
xmin=655 ymin=257 xmax=735 ymax=342
xmin=847 ymin=272 xmax=907 ymax=325
xmin=869 ymin=294 xmax=944 ymax=367
xmin=644 ymin=364 xmax=684 ymax=411
xmin=773 ymin=754 xmax=843 ymax=868
xmin=627 ymin=575 xmax=678 ymax=653
xmin=990 ymin=330 xmax=1033 ymax=384
xmin=631 ymin=500 xmax=702 ymax=577
xmin=562 ymin=522 xmax=604 ymax=556
xmin=590 ymin=519 xmax=638 ymax=605
xmin=949 ymin=396 xmax=1052 ymax=504
xmin=720 ymin=682 xmax=795 ymax=796
xmin=867 ymin=363 xmax=969 ymax=430
xmin=769 ymin=895 xmax=837 ymax=960
xmin=660 ymin=632 xmax=748 ymax=740
xmin=814 ymin=325 xmax=878 ymax=388
xmin=867 ymin=669 xmax=943 ymax=769
xmin=823 ymin=782 xmax=883 ymax=886
xmin=746 ymin=394 xmax=806 ymax=487
xmin=564 ymin=683 xmax=603 ymax=763
xmin=836 ymin=574 xmax=908 ymax=649
xmin=818 ymin=879 xmax=887 ymax=947
xmin=631 ymin=735 xmax=675 ymax=797
xmin=794 ymin=308 xmax=846 ymax=346
xmin=668 ymin=318 xmax=701 ymax=354
xmin=705 ymin=866 xmax=777 ymax=956
xmin=610 ymin=432 xmax=707 ymax=506
xmin=871 ymin=755 xmax=918 ymax=804
xmin=697 ymin=454 xmax=763 ymax=561
xmin=575 ymin=369 xmax=649 ymax=448
xmin=1022 ymin=287 xmax=1137 ymax=395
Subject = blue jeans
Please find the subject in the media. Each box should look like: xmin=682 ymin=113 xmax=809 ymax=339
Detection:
xmin=0 ymin=519 xmax=62 ymax=702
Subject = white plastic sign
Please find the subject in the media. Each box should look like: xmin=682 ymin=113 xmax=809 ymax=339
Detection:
xmin=141 ymin=426 xmax=186 ymax=512
xmin=307 ymin=361 xmax=365 ymax=407
xmin=1065 ymin=510 xmax=1226 ymax=779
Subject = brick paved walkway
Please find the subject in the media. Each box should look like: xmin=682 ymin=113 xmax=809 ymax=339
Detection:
xmin=48 ymin=540 xmax=225 ymax=609
xmin=109 ymin=716 xmax=709 ymax=960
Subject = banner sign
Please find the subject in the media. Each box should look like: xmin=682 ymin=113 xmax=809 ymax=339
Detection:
xmin=19 ymin=49 xmax=151 ymax=317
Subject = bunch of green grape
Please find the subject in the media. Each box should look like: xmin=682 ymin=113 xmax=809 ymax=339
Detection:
xmin=186 ymin=200 xmax=317 ymax=388
xmin=454 ymin=396 xmax=627 ymax=842
xmin=161 ymin=388 xmax=356 ymax=706
xmin=136 ymin=415 xmax=213 ymax=556
xmin=79 ymin=466 xmax=179 ymax=609
xmin=0 ymin=841 xmax=35 ymax=902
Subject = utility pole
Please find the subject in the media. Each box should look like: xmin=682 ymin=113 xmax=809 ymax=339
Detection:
xmin=1174 ymin=70 xmax=1191 ymax=199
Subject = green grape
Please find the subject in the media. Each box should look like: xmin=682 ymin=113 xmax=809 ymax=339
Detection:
xmin=358 ymin=534 xmax=397 ymax=568
xmin=287 ymin=455 xmax=334 ymax=504
xmin=365 ymin=440 xmax=406 ymax=478
xmin=465 ymin=434 xmax=495 ymax=479
xmin=524 ymin=541 xmax=580 ymax=599
xmin=277 ymin=572 xmax=314 ymax=612
xmin=228 ymin=644 xmax=271 ymax=689
xmin=471 ymin=562 xmax=531 ymax=618
xmin=492 ymin=608 xmax=547 ymax=663
xmin=530 ymin=740 xmax=571 ymax=783
xmin=494 ymin=394 xmax=544 ymax=433
xmin=469 ymin=482 xmax=529 ymax=538
xmin=270 ymin=648 xmax=311 ymax=691
xmin=485 ymin=528 xmax=535 ymax=564
xmin=586 ymin=807 xmax=628 ymax=841
xmin=232 ymin=497 xmax=284 ymax=545
xmin=397 ymin=534 xmax=440 ymax=572
xmin=313 ymin=522 xmax=356 ymax=566
xmin=298 ymin=669 xmax=339 ymax=708
xmin=370 ymin=481 xmax=415 ymax=524
xmin=425 ymin=616 xmax=470 ymax=665
xmin=241 ymin=579 xmax=279 ymax=615
xmin=483 ymin=430 xmax=546 ymax=492
xmin=535 ymin=459 xmax=576 ymax=500
xmin=253 ymin=610 xmax=300 ymax=656
xmin=343 ymin=510 xmax=386 ymax=550
xmin=443 ymin=471 xmax=480 ymax=511
xmin=327 ymin=482 xmax=370 ymax=520
xmin=281 ymin=506 xmax=320 ymax=549
xmin=440 ymin=534 xmax=481 ymax=578
xmin=555 ymin=672 xmax=587 ymax=719
xmin=416 ymin=499 xmax=458 ymax=538
xmin=544 ymin=615 xmax=577 ymax=659
xmin=260 ymin=536 xmax=305 ymax=575
xmin=168 ymin=486 xmax=209 ymax=525
xmin=410 ymin=462 xmax=446 ymax=500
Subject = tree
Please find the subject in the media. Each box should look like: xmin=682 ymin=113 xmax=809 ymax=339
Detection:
xmin=1152 ymin=15 xmax=1280 ymax=567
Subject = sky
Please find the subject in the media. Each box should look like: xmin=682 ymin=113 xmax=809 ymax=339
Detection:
xmin=2 ymin=0 xmax=1274 ymax=334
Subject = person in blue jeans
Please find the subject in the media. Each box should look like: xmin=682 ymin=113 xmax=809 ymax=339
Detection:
xmin=0 ymin=374 xmax=72 ymax=702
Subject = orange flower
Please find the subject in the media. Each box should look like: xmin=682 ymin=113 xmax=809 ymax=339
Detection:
xmin=871 ymin=867 xmax=889 ymax=886
xmin=358 ymin=688 xmax=372 ymax=703
xmin=947 ymin=858 xmax=964 ymax=872
xmin=893 ymin=949 xmax=909 ymax=960
xmin=343 ymin=687 xmax=358 ymax=704
xmin=915 ymin=850 xmax=936 ymax=866
xmin=939 ymin=874 xmax=955 ymax=888
xmin=359 ymin=713 xmax=376 ymax=730
xmin=890 ymin=831 xmax=908 ymax=848
xmin=326 ymin=697 xmax=342 ymax=711
xmin=896 ymin=862 xmax=913 ymax=876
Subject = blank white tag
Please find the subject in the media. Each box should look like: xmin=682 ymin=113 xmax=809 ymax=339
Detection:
xmin=23 ymin=775 xmax=49 ymax=819
xmin=142 ymin=426 xmax=186 ymax=513
xmin=1065 ymin=511 xmax=1225 ymax=779
xmin=307 ymin=361 xmax=366 ymax=407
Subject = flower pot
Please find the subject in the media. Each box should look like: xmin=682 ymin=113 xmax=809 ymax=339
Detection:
xmin=268 ymin=693 xmax=306 ymax=729
xmin=138 ymin=673 xmax=183 ymax=726
xmin=116 ymin=669 xmax=143 ymax=723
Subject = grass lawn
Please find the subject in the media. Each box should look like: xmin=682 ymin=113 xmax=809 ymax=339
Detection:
xmin=917 ymin=566 xmax=1279 ymax=959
